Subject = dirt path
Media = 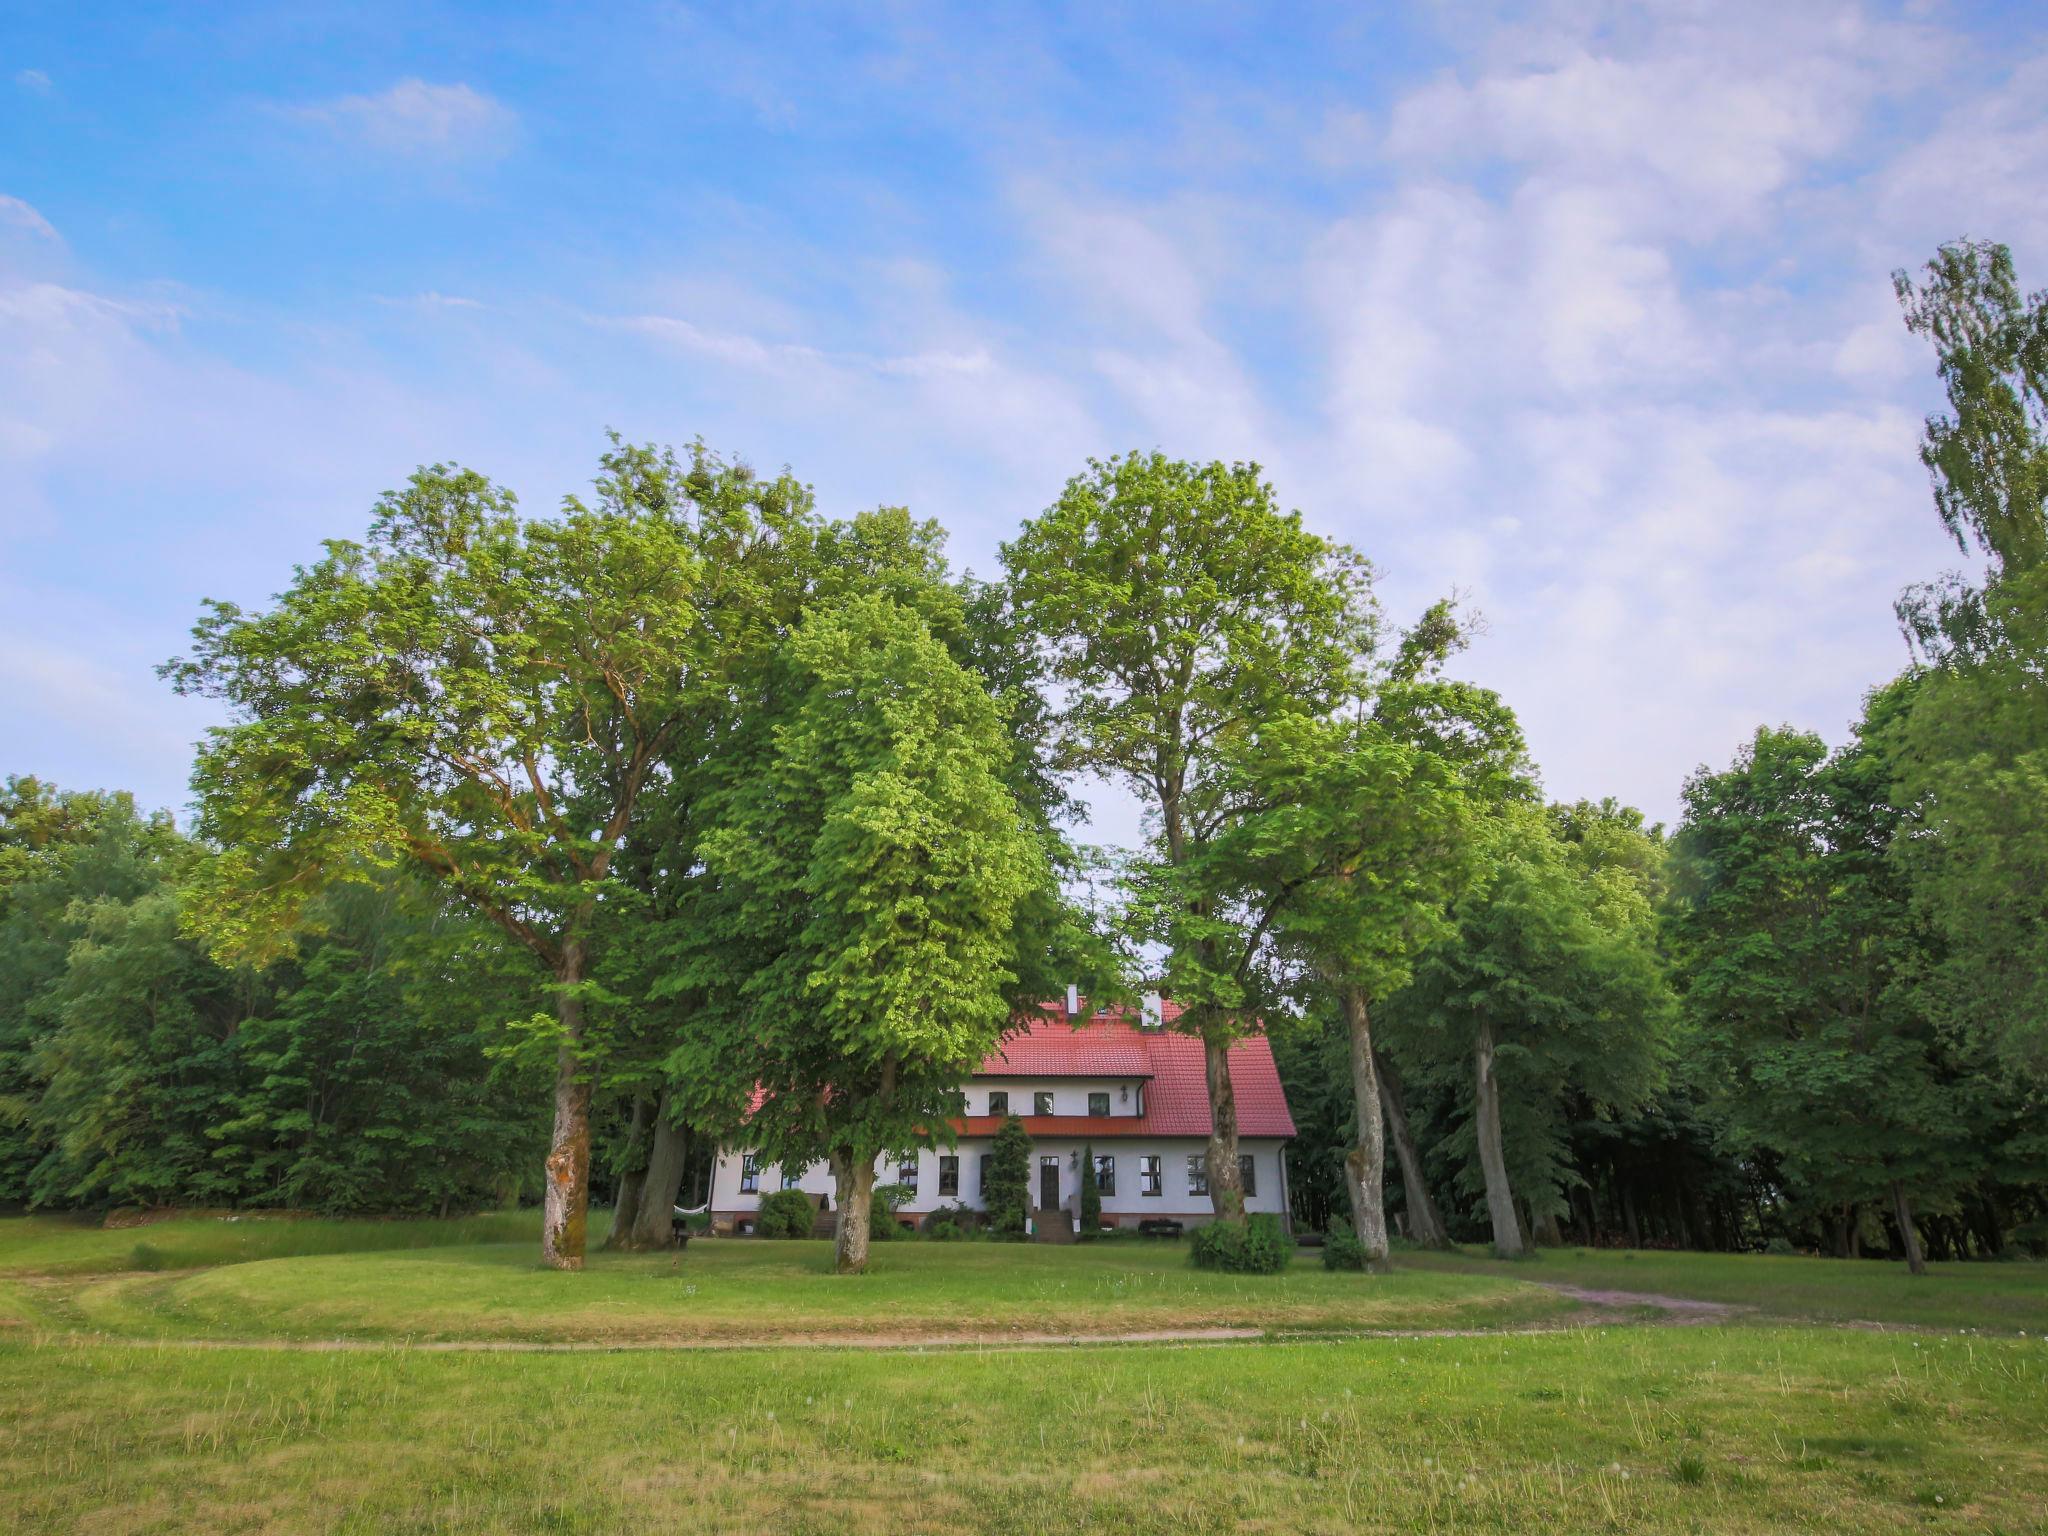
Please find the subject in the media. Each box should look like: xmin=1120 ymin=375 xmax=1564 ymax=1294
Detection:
xmin=14 ymin=1287 xmax=1744 ymax=1355
xmin=1537 ymin=1283 xmax=1743 ymax=1323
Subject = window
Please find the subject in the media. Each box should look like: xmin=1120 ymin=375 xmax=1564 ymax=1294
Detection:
xmin=1094 ymin=1154 xmax=1117 ymax=1197
xmin=898 ymin=1153 xmax=918 ymax=1195
xmin=1187 ymin=1155 xmax=1208 ymax=1197
xmin=978 ymin=1154 xmax=992 ymax=1195
xmin=939 ymin=1155 xmax=959 ymax=1196
xmin=988 ymin=1089 xmax=1009 ymax=1115
xmin=781 ymin=1167 xmax=803 ymax=1190
xmin=1088 ymin=1091 xmax=1110 ymax=1117
xmin=1139 ymin=1155 xmax=1162 ymax=1197
xmin=1238 ymin=1154 xmax=1257 ymax=1198
xmin=1034 ymin=1090 xmax=1055 ymax=1115
xmin=740 ymin=1154 xmax=760 ymax=1194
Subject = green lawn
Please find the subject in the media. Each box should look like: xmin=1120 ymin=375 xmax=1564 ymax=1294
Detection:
xmin=2 ymin=1214 xmax=1568 ymax=1344
xmin=2 ymin=1214 xmax=2045 ymax=1533
xmin=3 ymin=1326 xmax=2042 ymax=1533
xmin=0 ymin=1209 xmax=542 ymax=1275
xmin=1401 ymin=1244 xmax=2048 ymax=1333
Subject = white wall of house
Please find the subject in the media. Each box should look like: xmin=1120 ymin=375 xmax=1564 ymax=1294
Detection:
xmin=707 ymin=1136 xmax=1289 ymax=1226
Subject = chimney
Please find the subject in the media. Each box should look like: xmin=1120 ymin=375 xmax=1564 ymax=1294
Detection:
xmin=1065 ymin=984 xmax=1080 ymax=1017
xmin=1140 ymin=990 xmax=1164 ymax=1030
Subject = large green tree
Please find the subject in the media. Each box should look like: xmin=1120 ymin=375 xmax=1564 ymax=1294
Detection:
xmin=1002 ymin=453 xmax=1375 ymax=1225
xmin=676 ymin=591 xmax=1051 ymax=1272
xmin=1669 ymin=697 xmax=1969 ymax=1274
xmin=1382 ymin=803 xmax=1671 ymax=1257
xmin=165 ymin=439 xmax=798 ymax=1267
xmin=1220 ymin=612 xmax=1526 ymax=1264
xmin=1888 ymin=241 xmax=2048 ymax=1080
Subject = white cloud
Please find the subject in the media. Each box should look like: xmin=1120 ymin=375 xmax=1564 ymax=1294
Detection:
xmin=292 ymin=79 xmax=517 ymax=161
xmin=14 ymin=68 xmax=53 ymax=95
xmin=0 ymin=194 xmax=60 ymax=241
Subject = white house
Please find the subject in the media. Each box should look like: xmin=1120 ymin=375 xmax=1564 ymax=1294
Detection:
xmin=706 ymin=995 xmax=1296 ymax=1234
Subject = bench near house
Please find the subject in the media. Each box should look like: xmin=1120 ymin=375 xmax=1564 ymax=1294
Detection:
xmin=706 ymin=994 xmax=1296 ymax=1236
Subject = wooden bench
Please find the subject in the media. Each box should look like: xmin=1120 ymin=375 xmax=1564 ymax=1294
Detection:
xmin=1136 ymin=1218 xmax=1184 ymax=1239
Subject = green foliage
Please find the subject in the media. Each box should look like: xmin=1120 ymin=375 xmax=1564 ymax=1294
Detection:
xmin=868 ymin=1182 xmax=911 ymax=1240
xmin=983 ymin=1116 xmax=1032 ymax=1238
xmin=1381 ymin=803 xmax=1674 ymax=1240
xmin=1191 ymin=1212 xmax=1291 ymax=1273
xmin=1003 ymin=453 xmax=1379 ymax=1220
xmin=1321 ymin=1228 xmax=1369 ymax=1271
xmin=0 ymin=779 xmax=545 ymax=1214
xmin=753 ymin=1189 xmax=814 ymax=1240
xmin=671 ymin=580 xmax=1055 ymax=1245
xmin=1886 ymin=242 xmax=2048 ymax=1083
xmin=1666 ymin=699 xmax=2027 ymax=1234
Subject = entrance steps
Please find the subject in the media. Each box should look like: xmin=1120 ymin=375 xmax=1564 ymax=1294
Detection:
xmin=1033 ymin=1207 xmax=1076 ymax=1244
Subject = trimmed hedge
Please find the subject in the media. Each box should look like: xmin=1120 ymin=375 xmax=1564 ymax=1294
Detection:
xmin=1190 ymin=1211 xmax=1291 ymax=1274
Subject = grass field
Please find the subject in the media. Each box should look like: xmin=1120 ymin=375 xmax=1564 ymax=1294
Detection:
xmin=2 ymin=1224 xmax=1566 ymax=1346
xmin=1401 ymin=1243 xmax=2048 ymax=1334
xmin=2 ymin=1213 xmax=2044 ymax=1533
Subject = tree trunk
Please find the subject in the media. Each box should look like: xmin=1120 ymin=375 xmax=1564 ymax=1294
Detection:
xmin=831 ymin=1148 xmax=877 ymax=1274
xmin=1534 ymin=1204 xmax=1564 ymax=1247
xmin=604 ymin=1095 xmax=654 ymax=1249
xmin=1202 ymin=1029 xmax=1245 ymax=1227
xmin=1889 ymin=1180 xmax=1926 ymax=1275
xmin=625 ymin=1089 xmax=690 ymax=1249
xmin=540 ymin=942 xmax=592 ymax=1271
xmin=1338 ymin=986 xmax=1389 ymax=1268
xmin=1375 ymin=1047 xmax=1450 ymax=1249
xmin=1473 ymin=1018 xmax=1524 ymax=1257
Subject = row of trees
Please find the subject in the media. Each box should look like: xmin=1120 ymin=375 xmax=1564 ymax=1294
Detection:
xmin=0 ymin=779 xmax=546 ymax=1212
xmin=5 ymin=239 xmax=2041 ymax=1276
xmin=1278 ymin=241 xmax=2048 ymax=1269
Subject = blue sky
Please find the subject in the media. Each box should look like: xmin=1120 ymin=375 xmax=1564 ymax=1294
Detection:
xmin=4 ymin=1 xmax=2046 ymax=841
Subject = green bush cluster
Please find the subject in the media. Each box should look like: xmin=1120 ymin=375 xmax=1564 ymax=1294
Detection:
xmin=754 ymin=1188 xmax=815 ymax=1239
xmin=1190 ymin=1212 xmax=1291 ymax=1273
xmin=1321 ymin=1227 xmax=1368 ymax=1271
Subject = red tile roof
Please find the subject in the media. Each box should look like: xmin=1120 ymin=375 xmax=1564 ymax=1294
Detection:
xmin=969 ymin=1002 xmax=1295 ymax=1139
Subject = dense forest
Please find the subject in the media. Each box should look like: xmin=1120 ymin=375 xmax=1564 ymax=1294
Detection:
xmin=3 ymin=240 xmax=2043 ymax=1274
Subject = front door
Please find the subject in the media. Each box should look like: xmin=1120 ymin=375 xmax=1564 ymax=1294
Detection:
xmin=1039 ymin=1157 xmax=1059 ymax=1211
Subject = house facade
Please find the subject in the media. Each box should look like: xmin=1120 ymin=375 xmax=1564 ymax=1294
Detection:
xmin=706 ymin=996 xmax=1296 ymax=1234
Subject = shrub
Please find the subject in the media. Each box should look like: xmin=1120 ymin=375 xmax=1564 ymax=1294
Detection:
xmin=2011 ymin=1217 xmax=2048 ymax=1257
xmin=1191 ymin=1212 xmax=1291 ymax=1274
xmin=985 ymin=1117 xmax=1032 ymax=1238
xmin=1322 ymin=1227 xmax=1368 ymax=1271
xmin=1764 ymin=1236 xmax=1798 ymax=1257
xmin=870 ymin=1182 xmax=911 ymax=1240
xmin=921 ymin=1204 xmax=979 ymax=1238
xmin=754 ymin=1188 xmax=815 ymax=1240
